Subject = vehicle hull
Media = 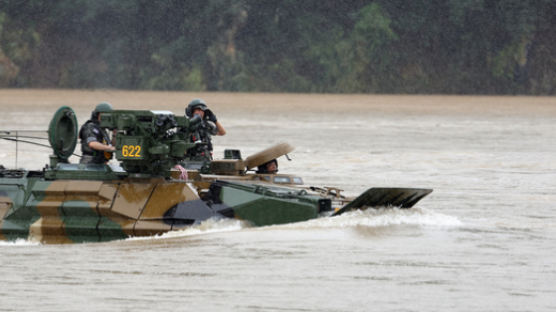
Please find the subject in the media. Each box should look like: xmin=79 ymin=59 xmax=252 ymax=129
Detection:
xmin=0 ymin=170 xmax=431 ymax=243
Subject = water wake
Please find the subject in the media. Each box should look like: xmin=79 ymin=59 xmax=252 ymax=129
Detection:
xmin=276 ymin=206 xmax=462 ymax=230
xmin=127 ymin=218 xmax=248 ymax=241
xmin=0 ymin=238 xmax=40 ymax=247
xmin=128 ymin=207 xmax=461 ymax=242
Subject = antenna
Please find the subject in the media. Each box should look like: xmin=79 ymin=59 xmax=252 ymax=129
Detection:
xmin=15 ymin=131 xmax=18 ymax=168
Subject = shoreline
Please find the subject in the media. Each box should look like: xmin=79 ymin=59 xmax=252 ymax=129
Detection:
xmin=0 ymin=89 xmax=555 ymax=117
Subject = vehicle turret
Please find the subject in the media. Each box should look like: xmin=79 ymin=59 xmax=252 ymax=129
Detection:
xmin=47 ymin=107 xmax=207 ymax=179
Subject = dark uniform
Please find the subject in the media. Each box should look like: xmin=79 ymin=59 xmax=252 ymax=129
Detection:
xmin=185 ymin=125 xmax=214 ymax=161
xmin=79 ymin=120 xmax=112 ymax=164
xmin=184 ymin=99 xmax=218 ymax=161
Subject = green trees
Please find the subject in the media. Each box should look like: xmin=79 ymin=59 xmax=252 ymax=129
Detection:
xmin=0 ymin=0 xmax=554 ymax=94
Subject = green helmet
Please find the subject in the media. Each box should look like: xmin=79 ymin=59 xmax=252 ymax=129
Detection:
xmin=186 ymin=98 xmax=208 ymax=117
xmin=91 ymin=102 xmax=113 ymax=119
xmin=94 ymin=102 xmax=113 ymax=113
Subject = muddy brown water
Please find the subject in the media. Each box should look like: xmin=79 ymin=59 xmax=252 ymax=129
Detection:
xmin=0 ymin=90 xmax=555 ymax=311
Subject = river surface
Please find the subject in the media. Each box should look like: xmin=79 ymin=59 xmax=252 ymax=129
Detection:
xmin=0 ymin=90 xmax=555 ymax=311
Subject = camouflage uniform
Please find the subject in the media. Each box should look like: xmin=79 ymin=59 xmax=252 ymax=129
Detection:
xmin=79 ymin=120 xmax=111 ymax=164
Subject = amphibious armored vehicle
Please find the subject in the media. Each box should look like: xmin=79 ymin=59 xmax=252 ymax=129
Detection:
xmin=0 ymin=106 xmax=432 ymax=243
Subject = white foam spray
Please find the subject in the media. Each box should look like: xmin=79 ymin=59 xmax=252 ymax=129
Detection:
xmin=126 ymin=218 xmax=248 ymax=242
xmin=0 ymin=238 xmax=40 ymax=247
xmin=275 ymin=206 xmax=463 ymax=230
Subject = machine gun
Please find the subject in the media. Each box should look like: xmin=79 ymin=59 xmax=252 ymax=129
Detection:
xmin=99 ymin=110 xmax=203 ymax=177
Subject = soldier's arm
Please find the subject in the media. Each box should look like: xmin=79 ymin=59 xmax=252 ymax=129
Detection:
xmin=215 ymin=121 xmax=226 ymax=136
xmin=88 ymin=141 xmax=115 ymax=151
xmin=206 ymin=109 xmax=226 ymax=136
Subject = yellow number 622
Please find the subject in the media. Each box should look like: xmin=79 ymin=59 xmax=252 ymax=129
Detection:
xmin=121 ymin=145 xmax=142 ymax=158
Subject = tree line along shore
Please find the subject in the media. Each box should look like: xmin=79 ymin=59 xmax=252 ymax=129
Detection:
xmin=0 ymin=1 xmax=554 ymax=95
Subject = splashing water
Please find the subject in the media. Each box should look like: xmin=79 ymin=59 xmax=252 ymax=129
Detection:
xmin=262 ymin=206 xmax=462 ymax=230
xmin=0 ymin=238 xmax=40 ymax=247
xmin=125 ymin=218 xmax=249 ymax=242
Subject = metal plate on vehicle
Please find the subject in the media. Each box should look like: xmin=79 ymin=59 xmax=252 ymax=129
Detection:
xmin=332 ymin=187 xmax=432 ymax=216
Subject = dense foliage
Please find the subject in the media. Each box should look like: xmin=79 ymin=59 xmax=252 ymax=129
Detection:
xmin=0 ymin=0 xmax=554 ymax=94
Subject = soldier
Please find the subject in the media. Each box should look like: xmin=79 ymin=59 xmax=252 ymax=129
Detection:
xmin=79 ymin=102 xmax=116 ymax=164
xmin=184 ymin=98 xmax=226 ymax=160
xmin=257 ymin=159 xmax=278 ymax=174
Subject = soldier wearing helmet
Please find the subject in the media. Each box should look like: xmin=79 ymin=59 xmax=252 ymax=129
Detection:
xmin=257 ymin=159 xmax=278 ymax=174
xmin=186 ymin=99 xmax=226 ymax=136
xmin=78 ymin=102 xmax=116 ymax=164
xmin=184 ymin=98 xmax=226 ymax=161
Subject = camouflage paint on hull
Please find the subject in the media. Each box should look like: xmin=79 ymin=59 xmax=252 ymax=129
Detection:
xmin=1 ymin=173 xmax=432 ymax=244
xmin=0 ymin=175 xmax=200 ymax=244
xmin=0 ymin=174 xmax=333 ymax=243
